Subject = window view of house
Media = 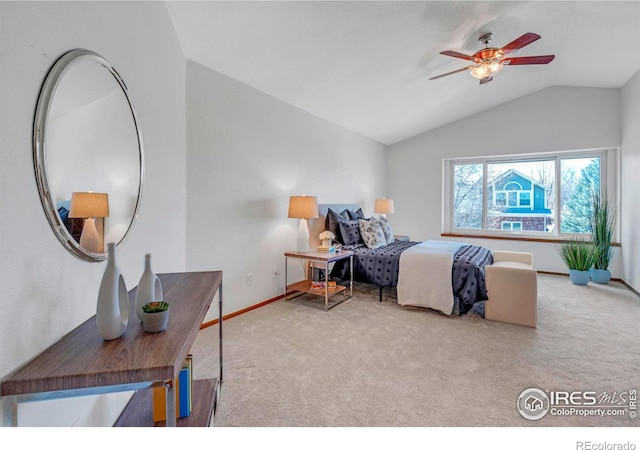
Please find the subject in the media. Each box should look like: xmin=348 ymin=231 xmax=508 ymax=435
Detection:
xmin=451 ymin=153 xmax=602 ymax=236
xmin=487 ymin=160 xmax=554 ymax=233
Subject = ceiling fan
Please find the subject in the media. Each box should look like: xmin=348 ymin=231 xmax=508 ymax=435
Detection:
xmin=429 ymin=32 xmax=555 ymax=84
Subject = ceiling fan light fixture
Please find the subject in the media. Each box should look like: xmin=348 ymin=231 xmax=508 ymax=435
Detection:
xmin=431 ymin=31 xmax=554 ymax=83
xmin=488 ymin=60 xmax=504 ymax=73
xmin=470 ymin=63 xmax=490 ymax=79
xmin=470 ymin=60 xmax=504 ymax=79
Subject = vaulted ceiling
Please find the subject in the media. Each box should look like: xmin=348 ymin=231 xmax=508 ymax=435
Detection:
xmin=166 ymin=1 xmax=640 ymax=145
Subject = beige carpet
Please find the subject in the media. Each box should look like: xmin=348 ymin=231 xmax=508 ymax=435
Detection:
xmin=190 ymin=274 xmax=640 ymax=427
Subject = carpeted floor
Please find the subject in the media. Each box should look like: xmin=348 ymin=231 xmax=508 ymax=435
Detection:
xmin=190 ymin=273 xmax=640 ymax=427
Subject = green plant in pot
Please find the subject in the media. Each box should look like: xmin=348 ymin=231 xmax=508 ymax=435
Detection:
xmin=557 ymin=238 xmax=596 ymax=285
xmin=590 ymin=190 xmax=616 ymax=284
xmin=141 ymin=301 xmax=169 ymax=333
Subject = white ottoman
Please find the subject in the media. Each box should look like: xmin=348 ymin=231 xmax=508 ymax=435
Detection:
xmin=485 ymin=250 xmax=537 ymax=328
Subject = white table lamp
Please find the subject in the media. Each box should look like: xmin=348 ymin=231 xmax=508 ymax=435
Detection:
xmin=375 ymin=198 xmax=395 ymax=217
xmin=288 ymin=195 xmax=318 ymax=253
xmin=69 ymin=192 xmax=110 ymax=253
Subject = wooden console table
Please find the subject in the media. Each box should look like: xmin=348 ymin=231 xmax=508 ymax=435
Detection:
xmin=1 ymin=271 xmax=223 ymax=427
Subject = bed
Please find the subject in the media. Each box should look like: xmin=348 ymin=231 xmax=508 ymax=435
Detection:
xmin=308 ymin=204 xmax=493 ymax=316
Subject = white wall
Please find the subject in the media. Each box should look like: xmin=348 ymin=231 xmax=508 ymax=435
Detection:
xmin=621 ymin=68 xmax=640 ymax=292
xmin=0 ymin=1 xmax=385 ymax=427
xmin=50 ymin=90 xmax=141 ymax=245
xmin=0 ymin=1 xmax=186 ymax=426
xmin=386 ymin=86 xmax=622 ymax=276
xmin=185 ymin=61 xmax=387 ymax=317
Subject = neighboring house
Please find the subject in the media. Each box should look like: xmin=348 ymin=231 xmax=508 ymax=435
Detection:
xmin=487 ymin=169 xmax=553 ymax=232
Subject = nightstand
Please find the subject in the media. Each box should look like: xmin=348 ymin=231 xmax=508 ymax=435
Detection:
xmin=284 ymin=249 xmax=353 ymax=310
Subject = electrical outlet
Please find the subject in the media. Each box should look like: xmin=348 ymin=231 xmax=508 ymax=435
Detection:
xmin=247 ymin=273 xmax=253 ymax=286
xmin=272 ymin=267 xmax=279 ymax=278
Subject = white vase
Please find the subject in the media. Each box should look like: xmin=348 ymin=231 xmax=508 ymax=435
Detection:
xmin=135 ymin=253 xmax=163 ymax=321
xmin=96 ymin=242 xmax=129 ymax=340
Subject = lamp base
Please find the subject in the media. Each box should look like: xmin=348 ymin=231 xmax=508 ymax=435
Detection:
xmin=80 ymin=217 xmax=101 ymax=253
xmin=296 ymin=218 xmax=310 ymax=253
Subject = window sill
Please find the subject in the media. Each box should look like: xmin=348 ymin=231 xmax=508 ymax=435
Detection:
xmin=441 ymin=232 xmax=621 ymax=247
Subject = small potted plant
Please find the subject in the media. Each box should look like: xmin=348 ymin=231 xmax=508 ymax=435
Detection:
xmin=557 ymin=238 xmax=596 ymax=285
xmin=141 ymin=301 xmax=169 ymax=333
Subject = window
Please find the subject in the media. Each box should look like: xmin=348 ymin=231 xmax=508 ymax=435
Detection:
xmin=446 ymin=150 xmax=612 ymax=238
xmin=560 ymin=158 xmax=601 ymax=234
xmin=452 ymin=163 xmax=483 ymax=229
xmin=502 ymin=221 xmax=523 ymax=231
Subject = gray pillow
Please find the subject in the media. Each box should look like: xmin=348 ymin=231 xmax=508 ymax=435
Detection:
xmin=339 ymin=219 xmax=364 ymax=246
xmin=347 ymin=208 xmax=365 ymax=220
xmin=374 ymin=215 xmax=394 ymax=244
xmin=326 ymin=208 xmax=350 ymax=244
xmin=359 ymin=218 xmax=387 ymax=249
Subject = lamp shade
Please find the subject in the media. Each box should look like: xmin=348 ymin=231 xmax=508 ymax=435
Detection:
xmin=288 ymin=195 xmax=318 ymax=219
xmin=69 ymin=192 xmax=110 ymax=218
xmin=374 ymin=198 xmax=394 ymax=215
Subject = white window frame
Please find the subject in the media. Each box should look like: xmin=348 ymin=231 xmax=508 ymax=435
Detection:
xmin=443 ymin=148 xmax=618 ymax=240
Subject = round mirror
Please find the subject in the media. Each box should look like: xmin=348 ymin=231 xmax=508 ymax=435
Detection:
xmin=33 ymin=49 xmax=144 ymax=262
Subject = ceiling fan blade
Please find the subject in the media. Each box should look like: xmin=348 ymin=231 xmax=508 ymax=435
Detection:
xmin=501 ymin=32 xmax=541 ymax=54
xmin=440 ymin=50 xmax=476 ymax=61
xmin=503 ymin=55 xmax=555 ymax=65
xmin=429 ymin=66 xmax=473 ymax=80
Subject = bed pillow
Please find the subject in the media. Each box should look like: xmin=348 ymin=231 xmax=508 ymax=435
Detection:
xmin=359 ymin=218 xmax=387 ymax=249
xmin=347 ymin=208 xmax=365 ymax=220
xmin=375 ymin=215 xmax=394 ymax=244
xmin=326 ymin=208 xmax=350 ymax=244
xmin=339 ymin=219 xmax=364 ymax=246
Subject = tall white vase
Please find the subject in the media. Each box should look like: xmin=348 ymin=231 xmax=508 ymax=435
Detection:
xmin=135 ymin=253 xmax=163 ymax=321
xmin=96 ymin=242 xmax=129 ymax=340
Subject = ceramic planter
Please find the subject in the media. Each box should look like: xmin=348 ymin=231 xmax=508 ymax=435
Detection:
xmin=141 ymin=309 xmax=169 ymax=333
xmin=590 ymin=268 xmax=611 ymax=284
xmin=568 ymin=269 xmax=591 ymax=286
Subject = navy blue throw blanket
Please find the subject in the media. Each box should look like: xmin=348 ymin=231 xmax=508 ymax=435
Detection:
xmin=330 ymin=240 xmax=420 ymax=288
xmin=330 ymin=241 xmax=492 ymax=316
xmin=451 ymin=245 xmax=493 ymax=315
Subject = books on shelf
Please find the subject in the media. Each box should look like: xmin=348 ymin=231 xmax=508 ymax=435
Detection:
xmin=316 ymin=246 xmax=335 ymax=253
xmin=152 ymin=354 xmax=193 ymax=422
xmin=310 ymin=281 xmax=337 ymax=293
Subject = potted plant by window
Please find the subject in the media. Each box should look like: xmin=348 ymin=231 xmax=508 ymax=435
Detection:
xmin=590 ymin=191 xmax=616 ymax=284
xmin=557 ymin=238 xmax=596 ymax=285
xmin=141 ymin=301 xmax=169 ymax=333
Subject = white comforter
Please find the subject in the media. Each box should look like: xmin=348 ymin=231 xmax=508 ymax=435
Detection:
xmin=396 ymin=240 xmax=466 ymax=315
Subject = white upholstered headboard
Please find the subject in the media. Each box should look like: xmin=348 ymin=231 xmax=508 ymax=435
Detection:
xmin=308 ymin=203 xmax=361 ymax=248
